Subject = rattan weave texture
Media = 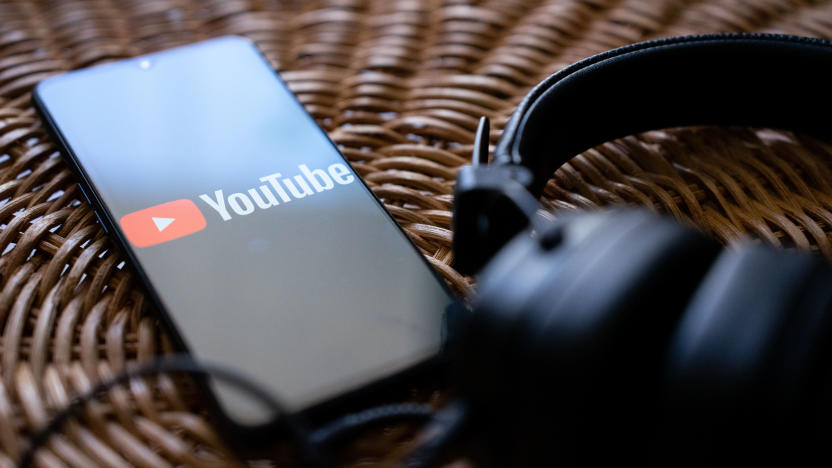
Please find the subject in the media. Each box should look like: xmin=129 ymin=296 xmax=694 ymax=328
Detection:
xmin=3 ymin=0 xmax=832 ymax=466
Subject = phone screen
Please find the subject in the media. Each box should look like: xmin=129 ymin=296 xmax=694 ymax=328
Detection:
xmin=34 ymin=37 xmax=455 ymax=417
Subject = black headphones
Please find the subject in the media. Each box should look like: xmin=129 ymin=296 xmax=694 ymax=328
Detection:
xmin=451 ymin=33 xmax=832 ymax=466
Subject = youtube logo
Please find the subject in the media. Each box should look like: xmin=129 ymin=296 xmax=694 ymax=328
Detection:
xmin=119 ymin=164 xmax=355 ymax=248
xmin=120 ymin=199 xmax=206 ymax=247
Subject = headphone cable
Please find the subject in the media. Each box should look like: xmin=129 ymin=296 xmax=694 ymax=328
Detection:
xmin=18 ymin=356 xmax=469 ymax=468
xmin=18 ymin=356 xmax=326 ymax=468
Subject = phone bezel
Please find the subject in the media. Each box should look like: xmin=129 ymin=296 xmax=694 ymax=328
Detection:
xmin=31 ymin=35 xmax=463 ymax=455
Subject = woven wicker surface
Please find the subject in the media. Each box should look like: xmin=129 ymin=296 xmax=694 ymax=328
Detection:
xmin=3 ymin=0 xmax=832 ymax=466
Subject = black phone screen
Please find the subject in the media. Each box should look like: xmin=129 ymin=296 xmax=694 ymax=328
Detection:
xmin=34 ymin=37 xmax=455 ymax=418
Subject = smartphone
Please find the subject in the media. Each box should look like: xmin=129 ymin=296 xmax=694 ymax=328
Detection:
xmin=33 ymin=36 xmax=457 ymax=442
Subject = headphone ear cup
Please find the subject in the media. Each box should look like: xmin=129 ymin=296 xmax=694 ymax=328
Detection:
xmin=662 ymin=244 xmax=832 ymax=464
xmin=459 ymin=208 xmax=720 ymax=465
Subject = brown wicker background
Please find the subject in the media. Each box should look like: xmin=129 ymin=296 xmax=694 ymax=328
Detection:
xmin=3 ymin=0 xmax=832 ymax=466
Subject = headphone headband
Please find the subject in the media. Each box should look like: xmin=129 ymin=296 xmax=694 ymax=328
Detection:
xmin=454 ymin=33 xmax=832 ymax=274
xmin=495 ymin=33 xmax=832 ymax=195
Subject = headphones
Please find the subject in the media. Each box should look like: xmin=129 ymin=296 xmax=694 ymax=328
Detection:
xmin=451 ymin=33 xmax=832 ymax=466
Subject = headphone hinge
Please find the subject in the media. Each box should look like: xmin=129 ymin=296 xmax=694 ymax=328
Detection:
xmin=452 ymin=117 xmax=539 ymax=275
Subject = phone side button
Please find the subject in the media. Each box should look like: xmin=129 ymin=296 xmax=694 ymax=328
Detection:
xmin=95 ymin=212 xmax=109 ymax=234
xmin=77 ymin=184 xmax=109 ymax=234
xmin=76 ymin=183 xmax=92 ymax=205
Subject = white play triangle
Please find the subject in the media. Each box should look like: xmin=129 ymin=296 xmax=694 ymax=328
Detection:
xmin=152 ymin=217 xmax=175 ymax=232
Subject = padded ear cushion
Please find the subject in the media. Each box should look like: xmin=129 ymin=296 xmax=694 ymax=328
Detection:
xmin=458 ymin=208 xmax=720 ymax=466
xmin=661 ymin=244 xmax=832 ymax=464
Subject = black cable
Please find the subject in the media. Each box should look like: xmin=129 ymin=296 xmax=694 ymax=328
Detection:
xmin=311 ymin=403 xmax=435 ymax=447
xmin=404 ymin=400 xmax=470 ymax=468
xmin=20 ymin=354 xmax=470 ymax=468
xmin=18 ymin=355 xmax=329 ymax=468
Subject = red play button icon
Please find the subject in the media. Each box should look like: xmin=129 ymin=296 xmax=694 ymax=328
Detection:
xmin=120 ymin=199 xmax=206 ymax=247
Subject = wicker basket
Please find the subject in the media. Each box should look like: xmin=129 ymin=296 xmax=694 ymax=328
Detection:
xmin=2 ymin=0 xmax=832 ymax=466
